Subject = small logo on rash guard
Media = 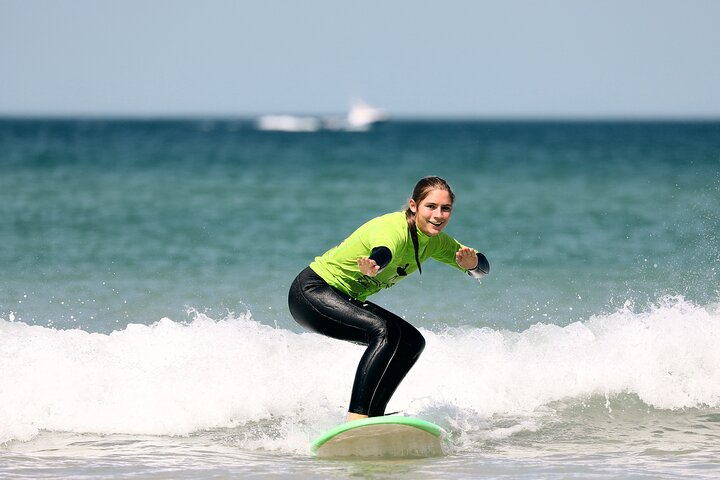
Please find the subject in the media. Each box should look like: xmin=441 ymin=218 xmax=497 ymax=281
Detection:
xmin=396 ymin=264 xmax=409 ymax=276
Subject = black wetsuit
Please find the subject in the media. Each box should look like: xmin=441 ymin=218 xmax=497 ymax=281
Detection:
xmin=288 ymin=266 xmax=425 ymax=417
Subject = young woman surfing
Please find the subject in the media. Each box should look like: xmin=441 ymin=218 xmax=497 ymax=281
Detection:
xmin=288 ymin=176 xmax=489 ymax=422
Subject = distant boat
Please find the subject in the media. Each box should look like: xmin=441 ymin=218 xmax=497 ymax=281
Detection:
xmin=256 ymin=100 xmax=388 ymax=132
xmin=256 ymin=115 xmax=321 ymax=132
xmin=345 ymin=100 xmax=388 ymax=130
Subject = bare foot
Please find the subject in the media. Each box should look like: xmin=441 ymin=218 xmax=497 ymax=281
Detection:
xmin=346 ymin=412 xmax=368 ymax=422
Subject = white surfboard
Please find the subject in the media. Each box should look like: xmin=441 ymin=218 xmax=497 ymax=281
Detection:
xmin=311 ymin=416 xmax=446 ymax=458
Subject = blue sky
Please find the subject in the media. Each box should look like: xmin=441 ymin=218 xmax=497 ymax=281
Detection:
xmin=2 ymin=0 xmax=719 ymax=118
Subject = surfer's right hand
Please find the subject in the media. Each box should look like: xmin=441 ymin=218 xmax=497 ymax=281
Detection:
xmin=357 ymin=257 xmax=381 ymax=277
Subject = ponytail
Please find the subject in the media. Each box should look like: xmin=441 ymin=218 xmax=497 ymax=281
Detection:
xmin=405 ymin=208 xmax=422 ymax=274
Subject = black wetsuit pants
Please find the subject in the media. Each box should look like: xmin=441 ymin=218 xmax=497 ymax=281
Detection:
xmin=288 ymin=267 xmax=425 ymax=417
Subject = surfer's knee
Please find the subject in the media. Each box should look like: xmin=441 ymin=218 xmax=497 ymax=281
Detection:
xmin=375 ymin=318 xmax=425 ymax=359
xmin=369 ymin=319 xmax=401 ymax=346
xmin=396 ymin=320 xmax=425 ymax=357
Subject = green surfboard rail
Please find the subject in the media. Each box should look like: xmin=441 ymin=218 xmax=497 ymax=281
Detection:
xmin=310 ymin=416 xmax=444 ymax=453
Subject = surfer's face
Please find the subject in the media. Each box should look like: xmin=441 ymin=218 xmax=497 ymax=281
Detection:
xmin=409 ymin=189 xmax=453 ymax=236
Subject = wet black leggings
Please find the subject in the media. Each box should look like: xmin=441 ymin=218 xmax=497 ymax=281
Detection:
xmin=288 ymin=267 xmax=425 ymax=417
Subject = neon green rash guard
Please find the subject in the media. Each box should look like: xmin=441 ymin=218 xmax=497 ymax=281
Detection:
xmin=309 ymin=211 xmax=470 ymax=301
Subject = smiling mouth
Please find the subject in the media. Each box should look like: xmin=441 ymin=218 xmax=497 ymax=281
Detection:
xmin=429 ymin=220 xmax=443 ymax=227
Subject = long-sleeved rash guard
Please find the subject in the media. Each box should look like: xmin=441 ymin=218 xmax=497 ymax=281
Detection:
xmin=309 ymin=211 xmax=471 ymax=301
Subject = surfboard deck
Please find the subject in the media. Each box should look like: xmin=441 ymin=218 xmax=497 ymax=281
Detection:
xmin=311 ymin=416 xmax=446 ymax=458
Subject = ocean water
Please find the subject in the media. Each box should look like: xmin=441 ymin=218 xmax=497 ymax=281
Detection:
xmin=1 ymin=119 xmax=719 ymax=478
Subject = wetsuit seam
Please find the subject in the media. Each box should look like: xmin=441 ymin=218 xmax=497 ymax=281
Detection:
xmin=368 ymin=329 xmax=402 ymax=414
xmin=366 ymin=324 xmax=402 ymax=416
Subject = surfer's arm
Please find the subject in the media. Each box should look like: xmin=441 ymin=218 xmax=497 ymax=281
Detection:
xmin=357 ymin=246 xmax=392 ymax=277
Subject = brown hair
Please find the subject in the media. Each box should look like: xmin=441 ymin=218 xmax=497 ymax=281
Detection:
xmin=404 ymin=176 xmax=455 ymax=274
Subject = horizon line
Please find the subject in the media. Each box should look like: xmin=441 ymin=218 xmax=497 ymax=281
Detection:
xmin=1 ymin=113 xmax=719 ymax=123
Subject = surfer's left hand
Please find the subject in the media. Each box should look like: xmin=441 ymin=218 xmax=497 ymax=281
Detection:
xmin=456 ymin=247 xmax=479 ymax=270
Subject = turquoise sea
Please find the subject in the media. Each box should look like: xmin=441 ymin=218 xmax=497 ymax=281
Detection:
xmin=1 ymin=119 xmax=719 ymax=478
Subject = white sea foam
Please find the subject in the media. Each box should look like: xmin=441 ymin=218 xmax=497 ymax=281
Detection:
xmin=416 ymin=296 xmax=720 ymax=417
xmin=1 ymin=296 xmax=719 ymax=446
